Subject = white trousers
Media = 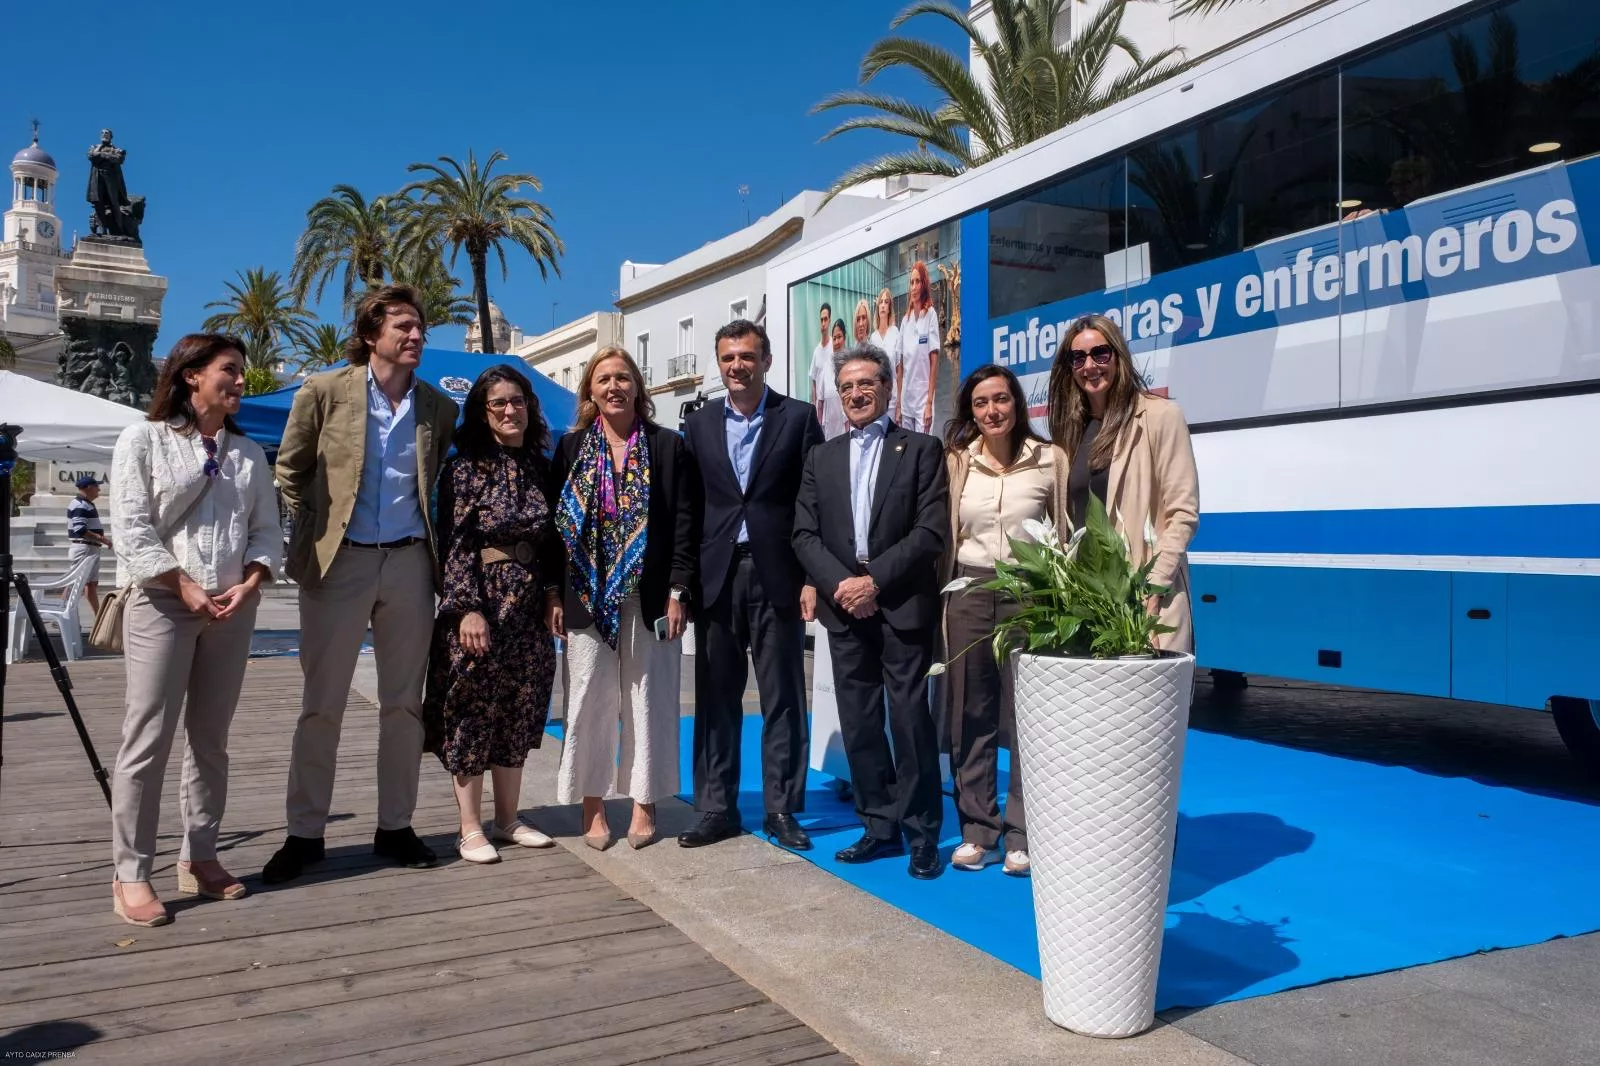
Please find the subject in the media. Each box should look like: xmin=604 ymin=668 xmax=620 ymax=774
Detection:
xmin=557 ymin=599 xmax=681 ymax=804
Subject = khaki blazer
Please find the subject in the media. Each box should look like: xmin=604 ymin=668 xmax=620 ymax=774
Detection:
xmin=275 ymin=364 xmax=458 ymax=587
xmin=1105 ymin=394 xmax=1200 ymax=653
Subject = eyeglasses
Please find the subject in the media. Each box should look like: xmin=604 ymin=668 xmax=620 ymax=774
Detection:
xmin=837 ymin=379 xmax=882 ymax=397
xmin=487 ymin=396 xmax=529 ymax=412
xmin=1069 ymin=344 xmax=1115 ymax=368
xmin=201 ymin=434 xmax=219 ymax=479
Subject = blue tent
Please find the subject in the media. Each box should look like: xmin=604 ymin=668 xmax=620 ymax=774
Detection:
xmin=235 ymin=348 xmax=578 ymax=448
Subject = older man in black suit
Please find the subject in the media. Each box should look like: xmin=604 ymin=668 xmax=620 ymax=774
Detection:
xmin=679 ymin=320 xmax=825 ymax=851
xmin=793 ymin=343 xmax=949 ymax=879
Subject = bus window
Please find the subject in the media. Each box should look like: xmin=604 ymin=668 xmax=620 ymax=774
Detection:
xmin=988 ymin=157 xmax=1127 ymax=319
xmin=1127 ymin=72 xmax=1339 ymax=276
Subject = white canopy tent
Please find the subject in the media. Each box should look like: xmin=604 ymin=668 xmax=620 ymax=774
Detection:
xmin=0 ymin=370 xmax=144 ymax=463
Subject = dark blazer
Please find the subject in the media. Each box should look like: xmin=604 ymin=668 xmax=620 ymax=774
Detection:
xmin=683 ymin=389 xmax=824 ymax=608
xmin=793 ymin=420 xmax=948 ymax=634
xmin=550 ymin=422 xmax=701 ymax=630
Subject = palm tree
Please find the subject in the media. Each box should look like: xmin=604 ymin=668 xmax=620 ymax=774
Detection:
xmin=814 ymin=0 xmax=1193 ymax=198
xmin=289 ymin=184 xmax=398 ymax=310
xmin=391 ymin=243 xmax=477 ymax=329
xmin=396 ymin=150 xmax=563 ymax=355
xmin=295 ymin=322 xmax=349 ymax=376
xmin=202 ymin=267 xmax=317 ymax=374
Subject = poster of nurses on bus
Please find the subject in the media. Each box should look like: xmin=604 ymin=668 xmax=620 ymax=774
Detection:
xmin=788 ymin=220 xmax=961 ymax=440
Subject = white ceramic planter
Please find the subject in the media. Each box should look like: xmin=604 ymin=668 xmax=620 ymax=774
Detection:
xmin=1012 ymin=650 xmax=1195 ymax=1038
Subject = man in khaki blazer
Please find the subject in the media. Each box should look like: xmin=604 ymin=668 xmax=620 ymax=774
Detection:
xmin=263 ymin=285 xmax=458 ymax=884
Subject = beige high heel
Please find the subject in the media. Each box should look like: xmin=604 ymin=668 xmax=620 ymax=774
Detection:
xmin=113 ymin=881 xmax=171 ymax=927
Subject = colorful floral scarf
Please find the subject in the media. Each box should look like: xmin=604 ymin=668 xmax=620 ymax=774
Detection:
xmin=557 ymin=420 xmax=650 ymax=648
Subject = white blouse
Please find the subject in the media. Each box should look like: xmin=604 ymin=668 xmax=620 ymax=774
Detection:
xmin=110 ymin=420 xmax=282 ymax=592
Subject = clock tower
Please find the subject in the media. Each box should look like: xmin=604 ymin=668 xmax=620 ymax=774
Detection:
xmin=1 ymin=121 xmax=68 ymax=378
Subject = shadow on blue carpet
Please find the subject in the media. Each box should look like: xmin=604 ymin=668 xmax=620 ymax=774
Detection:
xmin=645 ymin=714 xmax=1600 ymax=1011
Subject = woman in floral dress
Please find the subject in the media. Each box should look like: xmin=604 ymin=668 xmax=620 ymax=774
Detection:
xmin=424 ymin=364 xmax=561 ymax=864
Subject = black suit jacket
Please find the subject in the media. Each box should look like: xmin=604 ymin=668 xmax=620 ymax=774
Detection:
xmin=683 ymin=389 xmax=824 ymax=608
xmin=793 ymin=421 xmax=948 ymax=634
xmin=550 ymin=423 xmax=701 ymax=629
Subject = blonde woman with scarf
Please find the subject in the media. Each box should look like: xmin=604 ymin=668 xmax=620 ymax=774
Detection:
xmin=549 ymin=347 xmax=700 ymax=850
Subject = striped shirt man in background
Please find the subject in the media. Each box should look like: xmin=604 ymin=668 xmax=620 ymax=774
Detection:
xmin=67 ymin=474 xmax=112 ymax=612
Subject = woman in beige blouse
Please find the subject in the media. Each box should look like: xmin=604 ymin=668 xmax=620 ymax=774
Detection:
xmin=940 ymin=365 xmax=1064 ymax=876
xmin=107 ymin=334 xmax=282 ymax=925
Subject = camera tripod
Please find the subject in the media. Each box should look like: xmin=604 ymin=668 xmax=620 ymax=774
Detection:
xmin=0 ymin=422 xmax=113 ymax=837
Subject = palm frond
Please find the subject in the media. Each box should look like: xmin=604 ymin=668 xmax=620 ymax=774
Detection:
xmin=821 ymin=152 xmax=966 ymax=207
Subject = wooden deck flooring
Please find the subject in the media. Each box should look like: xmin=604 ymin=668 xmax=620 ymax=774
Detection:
xmin=0 ymin=656 xmax=849 ymax=1065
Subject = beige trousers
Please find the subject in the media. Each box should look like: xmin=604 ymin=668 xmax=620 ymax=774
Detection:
xmin=285 ymin=541 xmax=434 ymax=836
xmin=111 ymin=586 xmax=258 ymax=882
xmin=557 ymin=599 xmax=682 ymax=804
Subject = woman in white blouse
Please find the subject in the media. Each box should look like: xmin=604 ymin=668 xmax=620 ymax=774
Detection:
xmin=108 ymin=334 xmax=281 ymax=926
xmin=899 ymin=261 xmax=941 ymax=433
xmin=868 ymin=287 xmax=900 ymax=420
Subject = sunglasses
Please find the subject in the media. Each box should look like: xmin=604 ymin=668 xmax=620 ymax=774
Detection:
xmin=1069 ymin=344 xmax=1116 ymax=368
xmin=201 ymin=434 xmax=220 ymax=479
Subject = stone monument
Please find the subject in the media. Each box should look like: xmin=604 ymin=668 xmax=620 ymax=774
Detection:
xmin=53 ymin=128 xmax=165 ymax=407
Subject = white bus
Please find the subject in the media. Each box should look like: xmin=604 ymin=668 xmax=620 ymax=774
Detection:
xmin=765 ymin=0 xmax=1600 ymax=770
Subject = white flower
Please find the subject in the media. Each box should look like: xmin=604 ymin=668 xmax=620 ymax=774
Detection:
xmin=1020 ymin=516 xmax=1057 ymax=547
xmin=941 ymin=576 xmax=976 ymax=595
xmin=926 ymin=662 xmax=948 ymax=677
xmin=1064 ymin=527 xmax=1086 ymax=561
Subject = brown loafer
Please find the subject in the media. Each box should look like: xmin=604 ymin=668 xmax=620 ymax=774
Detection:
xmin=177 ymin=861 xmax=248 ymax=900
xmin=113 ymin=881 xmax=171 ymax=927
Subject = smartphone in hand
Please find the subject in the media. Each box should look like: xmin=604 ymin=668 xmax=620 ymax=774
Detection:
xmin=653 ymin=615 xmax=670 ymax=641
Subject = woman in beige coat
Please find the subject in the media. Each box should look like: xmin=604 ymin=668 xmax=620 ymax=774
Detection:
xmin=1048 ymin=313 xmax=1199 ymax=652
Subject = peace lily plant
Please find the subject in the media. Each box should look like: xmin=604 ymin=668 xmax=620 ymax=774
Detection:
xmin=931 ymin=494 xmax=1173 ymax=675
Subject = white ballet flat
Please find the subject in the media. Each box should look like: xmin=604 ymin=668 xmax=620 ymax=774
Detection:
xmin=456 ymin=830 xmax=502 ymax=864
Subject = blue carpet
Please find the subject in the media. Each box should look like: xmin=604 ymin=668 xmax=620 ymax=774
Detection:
xmin=655 ymin=715 xmax=1600 ymax=1010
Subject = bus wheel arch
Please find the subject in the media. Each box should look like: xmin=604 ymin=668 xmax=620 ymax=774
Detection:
xmin=1550 ymin=696 xmax=1600 ymax=778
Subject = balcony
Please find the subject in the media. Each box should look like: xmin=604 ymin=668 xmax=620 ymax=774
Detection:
xmin=666 ymin=353 xmax=697 ymax=381
xmin=0 ymin=239 xmax=68 ymax=258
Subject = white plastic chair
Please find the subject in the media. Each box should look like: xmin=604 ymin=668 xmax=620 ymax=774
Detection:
xmin=6 ymin=553 xmax=99 ymax=664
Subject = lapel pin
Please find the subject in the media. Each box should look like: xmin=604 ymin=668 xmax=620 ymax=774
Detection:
xmin=895 ymin=443 xmax=904 ymax=452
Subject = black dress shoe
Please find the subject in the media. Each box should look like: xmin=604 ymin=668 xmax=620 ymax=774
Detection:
xmin=677 ymin=812 xmax=742 ymax=848
xmin=373 ymin=826 xmax=438 ymax=868
xmin=834 ymin=833 xmax=904 ymax=864
xmin=763 ymin=813 xmax=813 ymax=851
xmin=261 ymin=834 xmax=325 ymax=885
xmin=908 ymin=845 xmax=944 ymax=880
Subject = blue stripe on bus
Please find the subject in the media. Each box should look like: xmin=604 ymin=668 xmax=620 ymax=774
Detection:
xmin=1189 ymin=504 xmax=1600 ymax=559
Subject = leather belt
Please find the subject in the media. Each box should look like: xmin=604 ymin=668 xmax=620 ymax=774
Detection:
xmin=482 ymin=541 xmax=536 ymax=566
xmin=732 ymin=542 xmax=754 ymax=558
xmin=342 ymin=535 xmax=424 ymax=550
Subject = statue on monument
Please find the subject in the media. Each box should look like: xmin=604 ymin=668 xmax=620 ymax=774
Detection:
xmin=86 ymin=129 xmax=146 ymax=243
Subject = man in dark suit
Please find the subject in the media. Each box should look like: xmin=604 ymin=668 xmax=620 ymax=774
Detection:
xmin=793 ymin=343 xmax=949 ymax=879
xmin=679 ymin=320 xmax=824 ymax=851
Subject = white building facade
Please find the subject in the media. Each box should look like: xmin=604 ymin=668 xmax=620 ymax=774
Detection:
xmin=615 ymin=190 xmax=892 ymax=427
xmin=0 ymin=125 xmax=68 ymax=381
xmin=510 ymin=309 xmax=624 ymax=401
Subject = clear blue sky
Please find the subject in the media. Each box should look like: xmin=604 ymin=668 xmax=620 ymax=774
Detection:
xmin=8 ymin=1 xmax=963 ymax=352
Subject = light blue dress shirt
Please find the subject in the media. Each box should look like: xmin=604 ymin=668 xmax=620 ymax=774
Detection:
xmin=847 ymin=415 xmax=890 ymax=563
xmin=345 ymin=367 xmax=426 ymax=544
xmin=724 ymin=387 xmax=768 ymax=543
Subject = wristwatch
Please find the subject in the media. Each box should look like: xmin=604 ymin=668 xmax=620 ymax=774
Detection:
xmin=669 ymin=585 xmax=689 ymax=604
